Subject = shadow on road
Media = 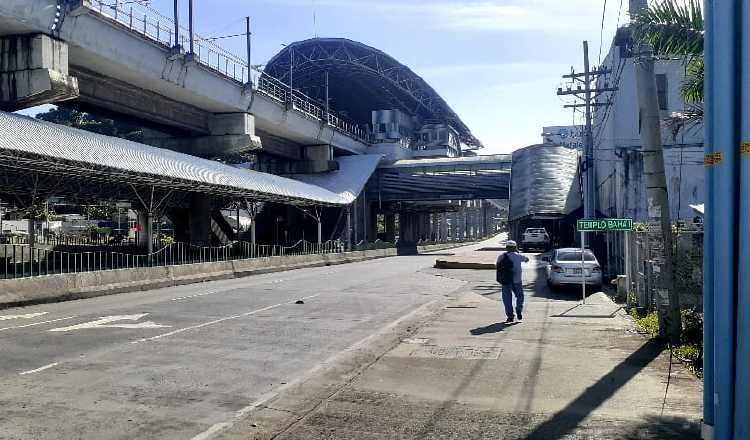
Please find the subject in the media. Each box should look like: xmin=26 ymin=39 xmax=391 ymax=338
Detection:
xmin=469 ymin=322 xmax=518 ymax=335
xmin=524 ymin=338 xmax=669 ymax=440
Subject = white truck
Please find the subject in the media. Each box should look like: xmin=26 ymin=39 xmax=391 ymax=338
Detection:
xmin=521 ymin=227 xmax=551 ymax=251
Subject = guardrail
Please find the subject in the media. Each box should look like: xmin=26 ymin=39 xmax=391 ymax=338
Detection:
xmin=87 ymin=0 xmax=252 ymax=83
xmin=84 ymin=0 xmax=369 ymax=144
xmin=0 ymin=240 xmax=345 ymax=280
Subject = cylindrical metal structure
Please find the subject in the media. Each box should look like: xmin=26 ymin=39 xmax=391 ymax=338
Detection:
xmin=187 ymin=0 xmax=195 ymax=54
xmin=702 ymin=0 xmax=715 ymax=431
xmin=735 ymin=1 xmax=750 ymax=437
xmin=173 ymin=0 xmax=180 ymax=48
xmin=705 ymin=1 xmax=740 ymax=438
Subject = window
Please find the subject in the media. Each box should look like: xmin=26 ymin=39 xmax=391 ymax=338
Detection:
xmin=378 ymin=123 xmax=387 ymax=133
xmin=656 ymin=74 xmax=668 ymax=110
xmin=557 ymin=250 xmax=597 ymax=262
xmin=422 ymin=133 xmax=429 ymax=142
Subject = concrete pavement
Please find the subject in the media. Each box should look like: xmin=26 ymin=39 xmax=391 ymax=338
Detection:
xmin=0 ymin=246 xmax=471 ymax=440
xmin=0 ymin=236 xmax=703 ymax=439
xmin=219 ymin=243 xmax=703 ymax=439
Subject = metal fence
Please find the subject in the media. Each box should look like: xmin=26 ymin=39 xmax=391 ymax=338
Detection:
xmin=625 ymin=227 xmax=704 ymax=311
xmin=0 ymin=239 xmax=345 ymax=280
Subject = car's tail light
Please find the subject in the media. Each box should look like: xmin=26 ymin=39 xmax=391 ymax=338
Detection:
xmin=551 ymin=265 xmax=564 ymax=273
xmin=592 ymin=266 xmax=601 ymax=272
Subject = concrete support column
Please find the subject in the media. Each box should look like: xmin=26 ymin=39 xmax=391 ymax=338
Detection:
xmin=189 ymin=193 xmax=211 ymax=246
xmin=384 ymin=213 xmax=396 ymax=243
xmin=0 ymin=34 xmax=79 ymax=111
xmin=136 ymin=210 xmax=153 ymax=253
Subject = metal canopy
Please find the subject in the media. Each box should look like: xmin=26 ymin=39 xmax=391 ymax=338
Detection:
xmin=366 ymin=155 xmax=511 ymax=203
xmin=286 ymin=155 xmax=383 ymax=202
xmin=264 ymin=38 xmax=483 ymax=149
xmin=0 ymin=112 xmax=354 ymax=206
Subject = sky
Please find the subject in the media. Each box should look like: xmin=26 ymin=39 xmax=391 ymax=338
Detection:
xmin=19 ymin=0 xmax=629 ymax=154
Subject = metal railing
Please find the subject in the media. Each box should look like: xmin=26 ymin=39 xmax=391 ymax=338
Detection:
xmin=255 ymin=75 xmax=369 ymax=143
xmin=85 ymin=0 xmax=369 ymax=143
xmin=87 ymin=0 xmax=252 ymax=83
xmin=0 ymin=239 xmax=345 ymax=280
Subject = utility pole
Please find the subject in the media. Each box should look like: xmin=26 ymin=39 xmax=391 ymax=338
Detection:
xmin=631 ymin=0 xmax=681 ymax=344
xmin=557 ymin=41 xmax=616 ymax=255
xmin=245 ymin=17 xmax=252 ymax=83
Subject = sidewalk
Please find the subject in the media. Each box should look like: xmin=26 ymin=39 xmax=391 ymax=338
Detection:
xmin=220 ymin=244 xmax=703 ymax=439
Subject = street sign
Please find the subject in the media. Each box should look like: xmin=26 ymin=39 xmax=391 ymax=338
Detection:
xmin=576 ymin=218 xmax=633 ymax=232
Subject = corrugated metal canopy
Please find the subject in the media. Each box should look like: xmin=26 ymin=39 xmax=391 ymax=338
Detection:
xmin=0 ymin=111 xmax=354 ymax=206
xmin=508 ymin=144 xmax=582 ymax=221
xmin=285 ymin=155 xmax=382 ymax=202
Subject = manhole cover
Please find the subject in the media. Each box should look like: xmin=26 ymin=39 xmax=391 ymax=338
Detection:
xmin=409 ymin=345 xmax=501 ymax=360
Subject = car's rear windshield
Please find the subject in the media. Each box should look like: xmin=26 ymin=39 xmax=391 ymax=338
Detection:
xmin=526 ymin=228 xmax=546 ymax=233
xmin=557 ymin=250 xmax=596 ymax=261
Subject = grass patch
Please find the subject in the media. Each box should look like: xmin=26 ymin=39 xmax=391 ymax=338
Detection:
xmin=627 ymin=307 xmax=704 ymax=378
xmin=628 ymin=308 xmax=659 ymax=337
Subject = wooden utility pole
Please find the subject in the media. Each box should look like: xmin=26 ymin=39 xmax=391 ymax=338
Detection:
xmin=631 ymin=0 xmax=681 ymax=344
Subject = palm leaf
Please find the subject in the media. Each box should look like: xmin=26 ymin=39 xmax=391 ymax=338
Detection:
xmin=632 ymin=0 xmax=704 ymax=57
xmin=681 ymin=57 xmax=703 ymax=102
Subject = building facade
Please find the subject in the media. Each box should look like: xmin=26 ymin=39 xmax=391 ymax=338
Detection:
xmin=592 ymin=29 xmax=704 ymax=222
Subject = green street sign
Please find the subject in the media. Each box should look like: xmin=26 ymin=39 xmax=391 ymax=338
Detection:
xmin=577 ymin=218 xmax=633 ymax=232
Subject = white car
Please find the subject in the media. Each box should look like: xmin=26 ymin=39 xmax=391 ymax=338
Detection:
xmin=543 ymin=248 xmax=603 ymax=289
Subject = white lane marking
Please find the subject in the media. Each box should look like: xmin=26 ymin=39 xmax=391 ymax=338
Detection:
xmin=189 ymin=298 xmax=441 ymax=440
xmin=132 ymin=293 xmax=322 ymax=344
xmin=0 ymin=312 xmax=49 ymax=321
xmin=0 ymin=316 xmax=77 ymax=332
xmin=19 ymin=362 xmax=59 ymax=376
xmin=49 ymin=314 xmax=170 ymax=332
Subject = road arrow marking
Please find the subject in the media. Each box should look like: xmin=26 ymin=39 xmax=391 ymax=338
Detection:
xmin=49 ymin=314 xmax=170 ymax=332
xmin=0 ymin=312 xmax=48 ymax=321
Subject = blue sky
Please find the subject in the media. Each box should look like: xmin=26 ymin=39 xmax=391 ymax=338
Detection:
xmin=21 ymin=0 xmax=627 ymax=154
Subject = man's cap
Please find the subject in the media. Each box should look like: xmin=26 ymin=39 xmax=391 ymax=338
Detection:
xmin=506 ymin=240 xmax=517 ymax=247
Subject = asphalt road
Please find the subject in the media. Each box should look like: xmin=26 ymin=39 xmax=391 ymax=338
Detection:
xmin=0 ymin=248 xmax=475 ymax=440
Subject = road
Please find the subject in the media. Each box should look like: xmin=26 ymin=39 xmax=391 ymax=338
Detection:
xmin=0 ymin=246 xmax=476 ymax=440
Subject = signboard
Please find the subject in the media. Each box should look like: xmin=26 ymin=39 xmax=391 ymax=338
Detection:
xmin=576 ymin=218 xmax=633 ymax=232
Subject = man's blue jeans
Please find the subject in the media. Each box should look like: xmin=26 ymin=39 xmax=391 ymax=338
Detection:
xmin=501 ymin=282 xmax=524 ymax=320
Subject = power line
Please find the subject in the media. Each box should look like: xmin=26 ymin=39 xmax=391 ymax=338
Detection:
xmin=598 ymin=0 xmax=608 ymax=64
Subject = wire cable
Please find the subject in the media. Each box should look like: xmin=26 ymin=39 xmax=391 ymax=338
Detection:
xmin=598 ymin=0 xmax=608 ymax=64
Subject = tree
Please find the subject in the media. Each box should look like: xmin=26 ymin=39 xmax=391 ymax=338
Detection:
xmin=35 ymin=107 xmax=144 ymax=142
xmin=631 ymin=0 xmax=704 ymax=104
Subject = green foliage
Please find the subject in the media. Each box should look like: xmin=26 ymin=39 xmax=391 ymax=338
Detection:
xmin=628 ymin=308 xmax=660 ymax=338
xmin=160 ymin=235 xmax=175 ymax=246
xmin=631 ymin=0 xmax=704 ymax=103
xmin=35 ymin=107 xmax=144 ymax=142
xmin=83 ymin=204 xmax=116 ymax=220
xmin=629 ymin=307 xmax=704 ymax=378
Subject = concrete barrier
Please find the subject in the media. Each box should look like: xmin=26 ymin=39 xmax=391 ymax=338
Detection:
xmin=0 ymin=248 xmax=398 ymax=308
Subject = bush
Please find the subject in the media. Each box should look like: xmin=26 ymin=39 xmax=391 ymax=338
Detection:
xmin=628 ymin=308 xmax=659 ymax=338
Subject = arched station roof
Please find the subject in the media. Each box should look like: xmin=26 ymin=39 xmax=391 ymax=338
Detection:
xmin=263 ymin=38 xmax=483 ymax=149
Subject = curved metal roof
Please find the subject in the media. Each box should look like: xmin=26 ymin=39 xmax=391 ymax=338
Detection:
xmin=0 ymin=111 xmax=365 ymax=206
xmin=508 ymin=144 xmax=582 ymax=221
xmin=263 ymin=38 xmax=483 ymax=149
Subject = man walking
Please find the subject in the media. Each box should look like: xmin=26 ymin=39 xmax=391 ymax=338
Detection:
xmin=496 ymin=240 xmax=529 ymax=323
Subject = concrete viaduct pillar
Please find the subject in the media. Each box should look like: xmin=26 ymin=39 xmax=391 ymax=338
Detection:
xmin=189 ymin=193 xmax=212 ymax=246
xmin=0 ymin=34 xmax=79 ymax=111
